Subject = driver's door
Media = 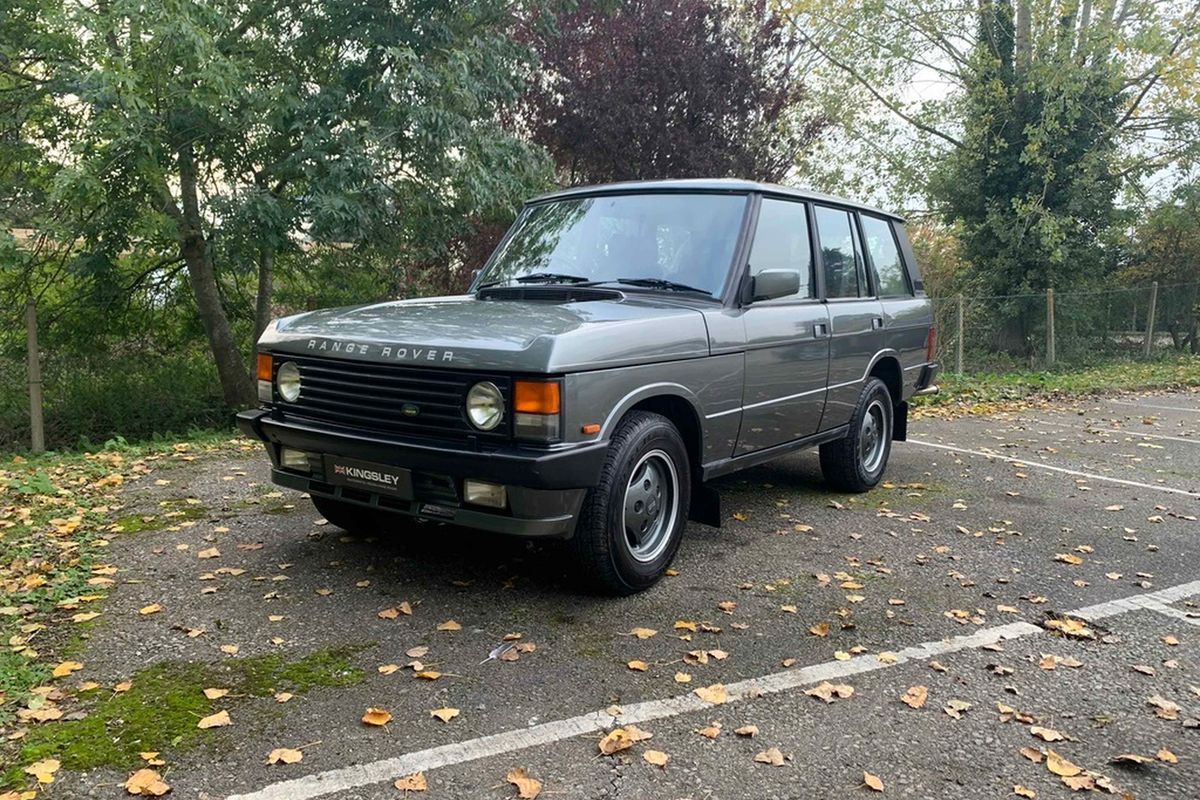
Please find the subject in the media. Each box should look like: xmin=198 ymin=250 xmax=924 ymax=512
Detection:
xmin=735 ymin=197 xmax=830 ymax=456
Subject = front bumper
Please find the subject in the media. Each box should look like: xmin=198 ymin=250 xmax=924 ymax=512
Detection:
xmin=236 ymin=409 xmax=606 ymax=537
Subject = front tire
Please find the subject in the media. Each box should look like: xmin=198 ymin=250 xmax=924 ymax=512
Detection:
xmin=819 ymin=377 xmax=894 ymax=493
xmin=570 ymin=411 xmax=691 ymax=595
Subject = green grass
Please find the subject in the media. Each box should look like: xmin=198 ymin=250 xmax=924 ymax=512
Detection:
xmin=915 ymin=355 xmax=1200 ymax=412
xmin=3 ymin=646 xmax=367 ymax=787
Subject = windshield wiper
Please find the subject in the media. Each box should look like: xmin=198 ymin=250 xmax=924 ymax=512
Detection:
xmin=515 ymin=272 xmax=593 ymax=284
xmin=615 ymin=277 xmax=713 ymax=295
xmin=476 ymin=272 xmax=593 ymax=290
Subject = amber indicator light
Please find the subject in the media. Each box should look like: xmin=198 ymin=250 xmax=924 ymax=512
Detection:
xmin=514 ymin=380 xmax=561 ymax=414
xmin=256 ymin=352 xmax=273 ymax=381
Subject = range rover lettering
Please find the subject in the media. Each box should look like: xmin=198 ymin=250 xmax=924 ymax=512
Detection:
xmin=238 ymin=179 xmax=940 ymax=594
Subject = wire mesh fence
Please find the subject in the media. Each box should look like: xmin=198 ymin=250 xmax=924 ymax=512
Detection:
xmin=930 ymin=282 xmax=1199 ymax=374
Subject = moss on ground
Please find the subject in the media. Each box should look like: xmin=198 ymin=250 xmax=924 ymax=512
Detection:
xmin=3 ymin=645 xmax=367 ymax=787
xmin=110 ymin=499 xmax=209 ymax=533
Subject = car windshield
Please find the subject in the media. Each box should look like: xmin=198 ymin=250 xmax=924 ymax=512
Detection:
xmin=477 ymin=193 xmax=748 ymax=296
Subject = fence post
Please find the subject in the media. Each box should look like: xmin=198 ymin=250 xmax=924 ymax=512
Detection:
xmin=1143 ymin=281 xmax=1158 ymax=359
xmin=1045 ymin=287 xmax=1056 ymax=366
xmin=25 ymin=297 xmax=45 ymax=453
xmin=955 ymin=293 xmax=964 ymax=375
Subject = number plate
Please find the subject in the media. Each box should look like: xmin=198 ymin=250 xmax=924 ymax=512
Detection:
xmin=324 ymin=456 xmax=413 ymax=498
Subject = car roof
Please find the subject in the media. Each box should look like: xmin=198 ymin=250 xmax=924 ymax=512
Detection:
xmin=528 ymin=178 xmax=904 ymax=222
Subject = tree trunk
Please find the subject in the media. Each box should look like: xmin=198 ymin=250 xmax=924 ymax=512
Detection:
xmin=1015 ymin=0 xmax=1032 ymax=75
xmin=176 ymin=144 xmax=255 ymax=408
xmin=254 ymin=246 xmax=274 ymax=344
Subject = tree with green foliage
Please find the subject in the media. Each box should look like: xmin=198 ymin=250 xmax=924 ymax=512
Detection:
xmin=782 ymin=0 xmax=1200 ymax=356
xmin=2 ymin=0 xmax=552 ymax=407
xmin=931 ymin=0 xmax=1126 ymax=353
xmin=1121 ymin=184 xmax=1200 ymax=352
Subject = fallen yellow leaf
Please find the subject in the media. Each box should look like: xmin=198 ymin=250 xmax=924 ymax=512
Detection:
xmin=506 ymin=767 xmax=542 ymax=799
xmin=1031 ymin=726 xmax=1065 ymax=742
xmin=901 ymin=685 xmax=928 ymax=709
xmin=362 ymin=707 xmax=392 ymax=726
xmin=643 ymin=750 xmax=669 ymax=768
xmin=754 ymin=747 xmax=785 ymax=766
xmin=693 ymin=684 xmax=728 ymax=705
xmin=863 ymin=771 xmax=884 ymax=792
xmin=24 ymin=758 xmax=60 ymax=785
xmin=267 ymin=747 xmax=303 ymax=765
xmin=430 ymin=707 xmax=460 ymax=723
xmin=805 ymin=681 xmax=854 ymax=703
xmin=197 ymin=710 xmax=230 ymax=729
xmin=393 ymin=772 xmax=427 ymax=792
xmin=51 ymin=661 xmax=83 ymax=679
xmin=1046 ymin=749 xmax=1082 ymax=777
xmin=124 ymin=767 xmax=171 ymax=796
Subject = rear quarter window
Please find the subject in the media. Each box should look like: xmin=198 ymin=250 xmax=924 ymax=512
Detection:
xmin=860 ymin=214 xmax=912 ymax=297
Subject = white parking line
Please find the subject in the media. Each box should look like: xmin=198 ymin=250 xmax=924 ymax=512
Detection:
xmin=907 ymin=439 xmax=1200 ymax=498
xmin=1109 ymin=399 xmax=1200 ymax=414
xmin=226 ymin=578 xmax=1200 ymax=800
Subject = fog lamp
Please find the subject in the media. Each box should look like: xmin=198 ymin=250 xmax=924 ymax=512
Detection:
xmin=464 ymin=479 xmax=507 ymax=509
xmin=280 ymin=448 xmax=310 ymax=471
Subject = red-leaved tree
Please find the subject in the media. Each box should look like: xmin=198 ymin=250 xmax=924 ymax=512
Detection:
xmin=522 ymin=0 xmax=827 ymax=184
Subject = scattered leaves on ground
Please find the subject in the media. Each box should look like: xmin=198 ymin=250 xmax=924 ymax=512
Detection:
xmin=506 ymin=767 xmax=542 ymax=799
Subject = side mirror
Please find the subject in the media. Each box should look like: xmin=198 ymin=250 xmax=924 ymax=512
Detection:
xmin=751 ymin=269 xmax=800 ymax=302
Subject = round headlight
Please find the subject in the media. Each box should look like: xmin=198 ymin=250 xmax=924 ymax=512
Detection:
xmin=466 ymin=381 xmax=504 ymax=430
xmin=276 ymin=361 xmax=301 ymax=402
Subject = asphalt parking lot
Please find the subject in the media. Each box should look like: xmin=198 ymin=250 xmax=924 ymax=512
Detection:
xmin=52 ymin=390 xmax=1200 ymax=799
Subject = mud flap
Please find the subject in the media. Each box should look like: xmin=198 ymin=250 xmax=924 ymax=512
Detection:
xmin=689 ymin=482 xmax=722 ymax=528
xmin=893 ymin=401 xmax=908 ymax=441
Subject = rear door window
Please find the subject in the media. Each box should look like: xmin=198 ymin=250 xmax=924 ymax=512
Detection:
xmin=814 ymin=206 xmax=864 ymax=299
xmin=860 ymin=214 xmax=912 ymax=297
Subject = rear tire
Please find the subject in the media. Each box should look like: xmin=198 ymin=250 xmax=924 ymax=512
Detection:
xmin=310 ymin=495 xmax=397 ymax=536
xmin=819 ymin=377 xmax=894 ymax=493
xmin=569 ymin=411 xmax=691 ymax=595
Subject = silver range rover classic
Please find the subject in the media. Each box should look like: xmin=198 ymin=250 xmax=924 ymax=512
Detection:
xmin=238 ymin=179 xmax=940 ymax=594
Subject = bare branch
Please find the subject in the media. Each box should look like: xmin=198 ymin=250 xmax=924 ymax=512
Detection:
xmin=786 ymin=18 xmax=964 ymax=150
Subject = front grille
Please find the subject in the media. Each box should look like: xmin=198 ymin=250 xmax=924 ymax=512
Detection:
xmin=276 ymin=355 xmax=511 ymax=440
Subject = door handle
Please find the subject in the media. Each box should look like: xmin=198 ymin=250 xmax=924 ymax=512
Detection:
xmin=871 ymin=317 xmax=885 ymax=330
xmin=813 ymin=322 xmax=828 ymax=338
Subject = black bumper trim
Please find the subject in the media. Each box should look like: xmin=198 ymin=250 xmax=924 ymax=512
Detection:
xmin=271 ymin=469 xmax=580 ymax=538
xmin=237 ymin=409 xmax=608 ymax=490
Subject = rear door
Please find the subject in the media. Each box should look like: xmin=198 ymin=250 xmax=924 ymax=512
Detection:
xmin=860 ymin=213 xmax=927 ymax=371
xmin=813 ymin=205 xmax=884 ymax=430
xmin=736 ymin=197 xmax=830 ymax=456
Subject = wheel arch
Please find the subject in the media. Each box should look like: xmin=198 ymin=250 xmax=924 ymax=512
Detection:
xmin=615 ymin=389 xmax=720 ymax=528
xmin=867 ymin=353 xmax=903 ymax=404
